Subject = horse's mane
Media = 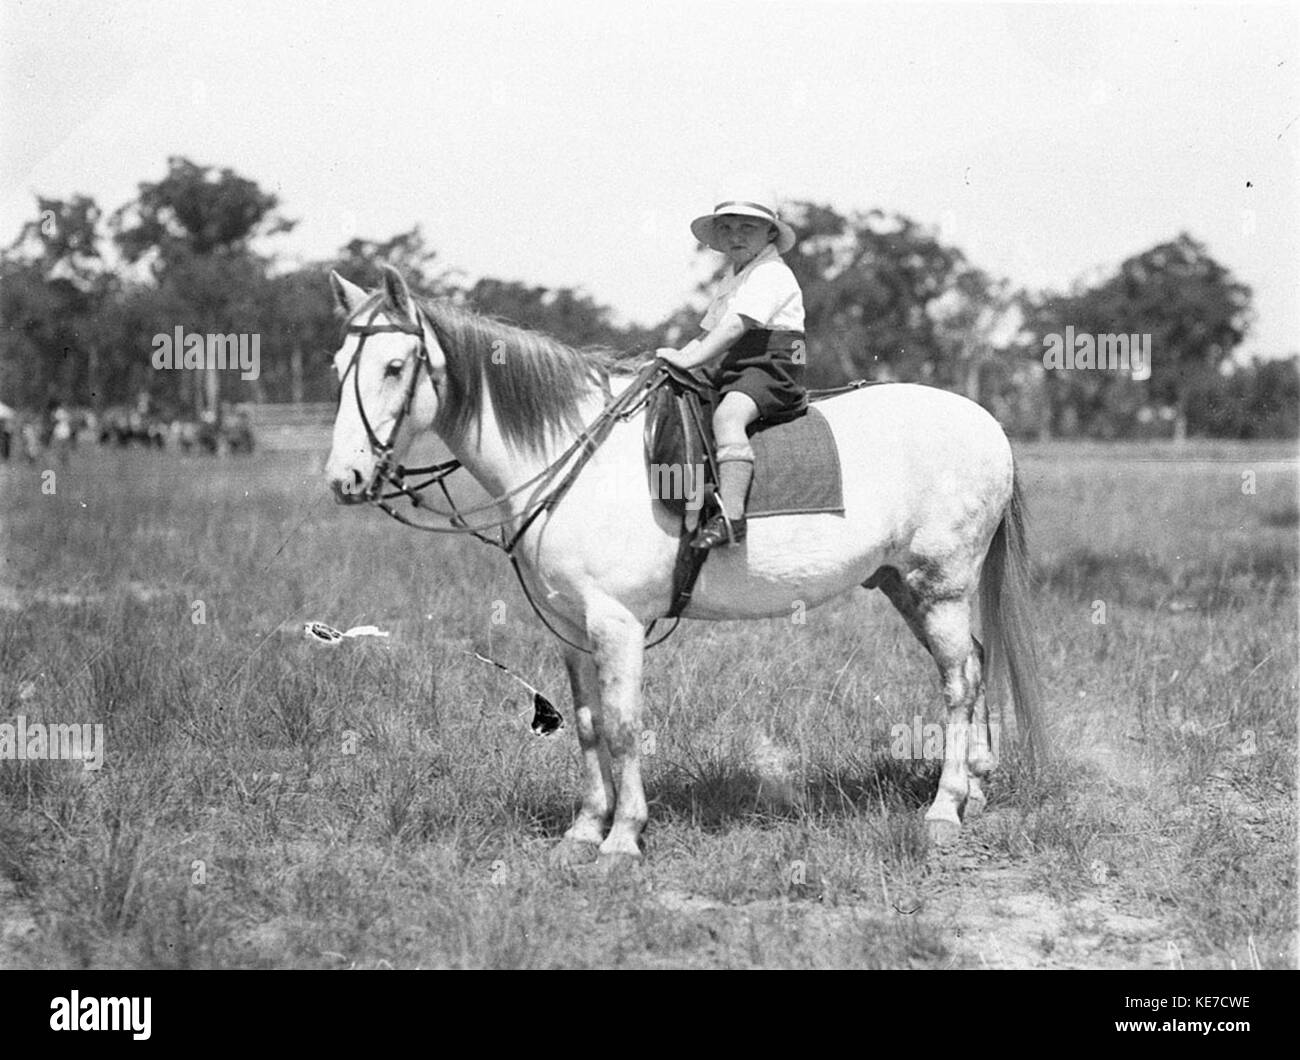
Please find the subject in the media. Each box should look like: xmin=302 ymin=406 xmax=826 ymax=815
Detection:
xmin=348 ymin=290 xmax=648 ymax=453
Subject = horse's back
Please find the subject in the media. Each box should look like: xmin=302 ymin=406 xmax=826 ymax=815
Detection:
xmin=815 ymin=382 xmax=1014 ymax=522
xmin=684 ymin=384 xmax=1015 ymax=619
xmin=815 ymin=382 xmax=1009 ymax=458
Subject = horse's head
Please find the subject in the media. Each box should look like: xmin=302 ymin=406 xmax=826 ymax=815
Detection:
xmin=325 ymin=265 xmax=447 ymax=503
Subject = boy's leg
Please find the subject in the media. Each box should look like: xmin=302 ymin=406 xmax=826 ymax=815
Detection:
xmin=714 ymin=390 xmax=759 ymax=519
xmin=696 ymin=391 xmax=758 ymax=548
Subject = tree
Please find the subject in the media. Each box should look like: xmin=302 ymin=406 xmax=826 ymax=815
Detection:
xmin=929 ymin=267 xmax=1021 ymax=403
xmin=462 ymin=277 xmax=634 ymax=351
xmin=1 ymin=195 xmax=115 ymax=409
xmin=109 ymin=157 xmax=295 ymax=414
xmin=112 ymin=156 xmax=292 ymax=269
xmin=253 ymin=269 xmax=340 ymax=404
xmin=329 ymin=225 xmax=456 ymax=301
xmin=8 ymin=194 xmax=104 ymax=287
xmin=1115 ymin=233 xmax=1252 ymax=440
xmin=1185 ymin=356 xmax=1299 ymax=439
xmin=1023 ymin=233 xmax=1252 ymax=439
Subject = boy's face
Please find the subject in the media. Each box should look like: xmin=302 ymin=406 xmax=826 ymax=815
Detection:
xmin=713 ymin=214 xmax=777 ymax=269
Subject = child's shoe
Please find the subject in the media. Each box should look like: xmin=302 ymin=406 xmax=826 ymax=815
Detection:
xmin=692 ymin=513 xmax=746 ymax=549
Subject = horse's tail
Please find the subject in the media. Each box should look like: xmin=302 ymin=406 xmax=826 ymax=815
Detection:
xmin=980 ymin=463 xmax=1048 ymax=764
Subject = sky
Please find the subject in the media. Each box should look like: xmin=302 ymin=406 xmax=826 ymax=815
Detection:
xmin=2 ymin=0 xmax=1297 ymax=359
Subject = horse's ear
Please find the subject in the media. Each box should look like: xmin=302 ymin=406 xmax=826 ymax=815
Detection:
xmin=380 ymin=264 xmax=415 ymax=319
xmin=330 ymin=271 xmax=367 ymax=316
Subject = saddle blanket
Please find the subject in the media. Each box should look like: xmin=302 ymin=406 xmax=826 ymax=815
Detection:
xmin=747 ymin=406 xmax=844 ymax=518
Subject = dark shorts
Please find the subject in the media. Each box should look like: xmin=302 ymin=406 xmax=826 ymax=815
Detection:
xmin=710 ymin=328 xmax=808 ymax=426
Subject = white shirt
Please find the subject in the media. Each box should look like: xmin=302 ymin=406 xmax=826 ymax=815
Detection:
xmin=700 ymin=243 xmax=805 ymax=332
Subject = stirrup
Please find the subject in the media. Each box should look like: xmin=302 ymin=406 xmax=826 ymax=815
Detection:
xmin=692 ymin=512 xmax=746 ymax=549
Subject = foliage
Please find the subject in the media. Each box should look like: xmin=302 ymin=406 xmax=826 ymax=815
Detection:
xmin=0 ymin=161 xmax=1291 ymax=438
xmin=1185 ymin=356 xmax=1300 ymax=440
xmin=110 ymin=156 xmax=293 ymax=267
xmin=782 ymin=202 xmax=979 ymax=388
xmin=1019 ymin=233 xmax=1258 ymax=439
xmin=328 ymin=226 xmax=454 ymax=301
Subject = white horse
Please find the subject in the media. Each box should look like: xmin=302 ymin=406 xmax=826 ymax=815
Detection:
xmin=324 ymin=265 xmax=1045 ymax=868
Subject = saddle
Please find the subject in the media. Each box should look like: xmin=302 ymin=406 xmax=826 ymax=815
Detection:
xmin=643 ymin=362 xmax=864 ymax=619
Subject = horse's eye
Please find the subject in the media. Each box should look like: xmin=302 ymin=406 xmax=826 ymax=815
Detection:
xmin=384 ymin=360 xmax=404 ymax=379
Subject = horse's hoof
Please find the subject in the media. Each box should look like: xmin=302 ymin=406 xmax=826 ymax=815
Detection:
xmin=962 ymin=794 xmax=988 ymax=820
xmin=550 ymin=837 xmax=600 ymax=869
xmin=595 ymin=850 xmax=642 ymax=876
xmin=926 ymin=819 xmax=962 ymax=847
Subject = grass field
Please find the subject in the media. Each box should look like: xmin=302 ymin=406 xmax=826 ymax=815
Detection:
xmin=0 ymin=436 xmax=1295 ymax=968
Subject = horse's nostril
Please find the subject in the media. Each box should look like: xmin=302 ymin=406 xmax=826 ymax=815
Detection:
xmin=351 ymin=469 xmax=362 ymax=487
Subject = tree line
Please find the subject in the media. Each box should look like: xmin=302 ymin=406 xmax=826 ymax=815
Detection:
xmin=2 ymin=155 xmax=1294 ymax=439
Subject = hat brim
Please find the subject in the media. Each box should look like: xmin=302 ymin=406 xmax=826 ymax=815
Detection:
xmin=691 ymin=208 xmax=796 ymax=255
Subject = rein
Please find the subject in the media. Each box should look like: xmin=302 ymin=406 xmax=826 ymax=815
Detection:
xmin=340 ymin=309 xmax=676 ymax=650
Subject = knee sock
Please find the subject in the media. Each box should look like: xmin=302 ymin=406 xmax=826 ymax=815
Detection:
xmin=715 ymin=443 xmax=755 ymax=520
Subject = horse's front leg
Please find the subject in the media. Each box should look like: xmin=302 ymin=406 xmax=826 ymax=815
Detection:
xmin=587 ymin=605 xmax=648 ymax=868
xmin=556 ymin=648 xmax=614 ymax=858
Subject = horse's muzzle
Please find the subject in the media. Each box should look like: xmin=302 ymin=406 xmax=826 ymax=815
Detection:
xmin=330 ymin=469 xmax=369 ymax=505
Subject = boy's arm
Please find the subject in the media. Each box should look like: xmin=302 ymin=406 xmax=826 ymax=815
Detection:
xmin=656 ymin=312 xmax=747 ymax=370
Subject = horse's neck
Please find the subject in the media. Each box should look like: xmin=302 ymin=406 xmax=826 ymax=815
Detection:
xmin=440 ymin=381 xmax=615 ymax=508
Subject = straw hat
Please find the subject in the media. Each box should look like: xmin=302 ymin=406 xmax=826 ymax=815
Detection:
xmin=690 ymin=198 xmax=797 ymax=255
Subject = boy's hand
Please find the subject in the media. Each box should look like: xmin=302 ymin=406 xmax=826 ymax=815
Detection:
xmin=658 ymin=315 xmax=747 ymax=371
xmin=656 ymin=346 xmax=689 ymax=368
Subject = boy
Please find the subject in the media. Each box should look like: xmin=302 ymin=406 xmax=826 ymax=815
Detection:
xmin=657 ymin=198 xmax=807 ymax=548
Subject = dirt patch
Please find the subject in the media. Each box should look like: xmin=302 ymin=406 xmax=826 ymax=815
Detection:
xmin=919 ymin=845 xmax=1171 ymax=969
xmin=653 ymin=826 xmax=1174 ymax=969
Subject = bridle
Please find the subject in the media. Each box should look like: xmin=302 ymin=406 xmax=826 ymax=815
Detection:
xmin=336 ymin=303 xmax=677 ymax=649
xmin=339 ymin=304 xmax=449 ymax=499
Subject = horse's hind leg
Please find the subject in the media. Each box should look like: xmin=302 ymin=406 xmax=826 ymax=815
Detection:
xmin=554 ymin=648 xmax=614 ymax=862
xmin=917 ymin=596 xmax=987 ymax=843
xmin=963 ymin=637 xmax=995 ymax=819
xmin=870 ymin=569 xmax=984 ymax=844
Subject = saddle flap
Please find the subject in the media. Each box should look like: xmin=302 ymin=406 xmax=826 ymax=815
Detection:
xmin=645 ymin=371 xmax=716 ymax=523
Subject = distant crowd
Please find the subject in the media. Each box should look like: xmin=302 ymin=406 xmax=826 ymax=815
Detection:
xmin=0 ymin=397 xmax=254 ymax=464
